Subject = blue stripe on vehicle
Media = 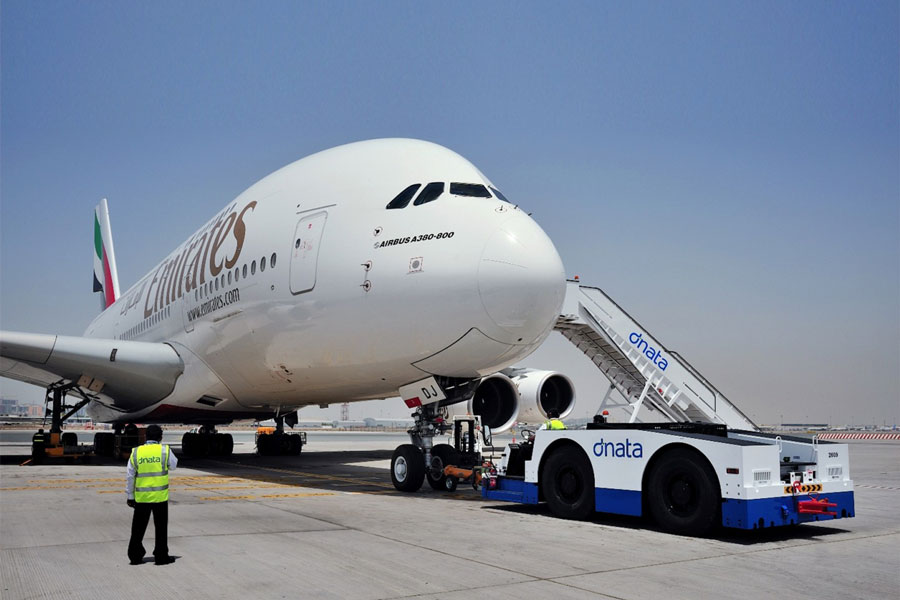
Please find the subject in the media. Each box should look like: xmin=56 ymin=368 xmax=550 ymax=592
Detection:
xmin=595 ymin=487 xmax=642 ymax=516
xmin=721 ymin=491 xmax=855 ymax=530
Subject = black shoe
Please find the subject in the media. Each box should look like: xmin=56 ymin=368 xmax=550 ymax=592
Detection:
xmin=154 ymin=556 xmax=175 ymax=565
xmin=129 ymin=559 xmax=143 ymax=565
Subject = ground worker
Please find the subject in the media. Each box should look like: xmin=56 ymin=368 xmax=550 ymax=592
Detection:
xmin=540 ymin=410 xmax=567 ymax=430
xmin=31 ymin=428 xmax=46 ymax=460
xmin=126 ymin=424 xmax=177 ymax=565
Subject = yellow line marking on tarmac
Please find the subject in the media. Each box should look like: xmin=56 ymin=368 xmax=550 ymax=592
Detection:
xmin=197 ymin=492 xmax=335 ymax=501
xmin=207 ymin=460 xmax=397 ymax=490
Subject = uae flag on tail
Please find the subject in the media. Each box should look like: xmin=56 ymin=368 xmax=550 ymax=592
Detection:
xmin=93 ymin=198 xmax=120 ymax=310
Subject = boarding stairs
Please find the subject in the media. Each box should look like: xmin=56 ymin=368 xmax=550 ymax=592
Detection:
xmin=554 ymin=281 xmax=757 ymax=431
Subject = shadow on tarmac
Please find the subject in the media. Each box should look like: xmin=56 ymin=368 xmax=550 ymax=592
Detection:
xmin=485 ymin=502 xmax=852 ymax=544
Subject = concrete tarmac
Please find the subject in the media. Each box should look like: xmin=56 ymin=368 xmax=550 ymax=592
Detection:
xmin=1 ymin=434 xmax=898 ymax=600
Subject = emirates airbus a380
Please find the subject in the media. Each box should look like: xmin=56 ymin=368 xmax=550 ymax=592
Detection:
xmin=0 ymin=139 xmax=577 ymax=491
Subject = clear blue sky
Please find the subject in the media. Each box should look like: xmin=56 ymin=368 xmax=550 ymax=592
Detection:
xmin=2 ymin=1 xmax=897 ymax=425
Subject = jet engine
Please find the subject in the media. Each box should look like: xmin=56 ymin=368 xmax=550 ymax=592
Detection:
xmin=444 ymin=369 xmax=576 ymax=433
xmin=445 ymin=373 xmax=520 ymax=433
xmin=506 ymin=368 xmax=575 ymax=422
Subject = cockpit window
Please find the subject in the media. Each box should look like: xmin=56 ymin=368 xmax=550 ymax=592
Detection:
xmin=386 ymin=184 xmax=421 ymax=209
xmin=449 ymin=183 xmax=491 ymax=198
xmin=413 ymin=182 xmax=444 ymax=206
xmin=489 ymin=186 xmax=509 ymax=202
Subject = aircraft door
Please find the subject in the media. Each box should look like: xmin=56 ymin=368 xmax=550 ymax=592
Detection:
xmin=290 ymin=211 xmax=328 ymax=294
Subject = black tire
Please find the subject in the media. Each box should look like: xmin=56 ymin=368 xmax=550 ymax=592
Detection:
xmin=219 ymin=433 xmax=234 ymax=456
xmin=289 ymin=435 xmax=302 ymax=455
xmin=93 ymin=432 xmax=114 ymax=457
xmin=542 ymin=445 xmax=595 ymax=520
xmin=444 ymin=476 xmax=459 ymax=492
xmin=391 ymin=444 xmax=425 ymax=492
xmin=181 ymin=433 xmax=195 ymax=457
xmin=645 ymin=448 xmax=719 ymax=535
xmin=61 ymin=432 xmax=78 ymax=446
xmin=426 ymin=443 xmax=459 ymax=491
xmin=256 ymin=433 xmax=270 ymax=456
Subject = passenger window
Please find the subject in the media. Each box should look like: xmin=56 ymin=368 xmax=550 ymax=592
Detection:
xmin=413 ymin=182 xmax=444 ymax=206
xmin=261 ymin=256 xmax=267 ymax=272
xmin=270 ymin=252 xmax=277 ymax=268
xmin=386 ymin=184 xmax=421 ymax=209
xmin=234 ymin=268 xmax=239 ymax=282
xmin=215 ymin=278 xmax=219 ymax=291
xmin=450 ymin=183 xmax=491 ymax=198
xmin=489 ymin=186 xmax=509 ymax=202
xmin=243 ymin=264 xmax=248 ymax=278
xmin=251 ymin=260 xmax=256 ymax=275
xmin=228 ymin=271 xmax=232 ymax=285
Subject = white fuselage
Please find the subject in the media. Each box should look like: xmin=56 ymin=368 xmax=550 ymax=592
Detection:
xmin=85 ymin=139 xmax=566 ymax=424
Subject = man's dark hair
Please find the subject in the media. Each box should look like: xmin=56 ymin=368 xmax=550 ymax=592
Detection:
xmin=146 ymin=425 xmax=163 ymax=441
xmin=547 ymin=410 xmax=560 ymax=419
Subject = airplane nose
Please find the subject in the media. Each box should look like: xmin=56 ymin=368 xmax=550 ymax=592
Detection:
xmin=477 ymin=213 xmax=566 ymax=344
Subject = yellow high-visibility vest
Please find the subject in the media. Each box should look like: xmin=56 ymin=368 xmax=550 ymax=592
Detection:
xmin=132 ymin=443 xmax=170 ymax=503
xmin=544 ymin=419 xmax=566 ymax=430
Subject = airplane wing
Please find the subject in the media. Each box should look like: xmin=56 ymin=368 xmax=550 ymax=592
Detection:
xmin=0 ymin=331 xmax=184 ymax=411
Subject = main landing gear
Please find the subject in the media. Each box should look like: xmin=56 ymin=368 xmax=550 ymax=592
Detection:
xmin=256 ymin=414 xmax=306 ymax=456
xmin=181 ymin=425 xmax=234 ymax=458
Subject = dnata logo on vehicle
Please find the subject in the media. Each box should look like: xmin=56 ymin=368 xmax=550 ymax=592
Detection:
xmin=593 ymin=438 xmax=643 ymax=458
xmin=629 ymin=332 xmax=669 ymax=371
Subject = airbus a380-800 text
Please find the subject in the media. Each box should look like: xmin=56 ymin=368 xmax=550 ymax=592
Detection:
xmin=0 ymin=138 xmax=578 ymax=491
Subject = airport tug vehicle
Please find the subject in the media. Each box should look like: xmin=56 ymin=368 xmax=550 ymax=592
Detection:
xmin=481 ymin=421 xmax=854 ymax=534
xmin=406 ymin=281 xmax=854 ymax=534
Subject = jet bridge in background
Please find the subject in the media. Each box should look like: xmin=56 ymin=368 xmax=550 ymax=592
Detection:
xmin=554 ymin=280 xmax=757 ymax=431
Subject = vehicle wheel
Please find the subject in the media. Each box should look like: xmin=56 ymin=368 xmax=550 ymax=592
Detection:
xmin=646 ymin=447 xmax=719 ymax=535
xmin=94 ymin=432 xmax=114 ymax=456
xmin=61 ymin=432 xmax=78 ymax=446
xmin=391 ymin=444 xmax=425 ymax=492
xmin=181 ymin=433 xmax=196 ymax=457
xmin=218 ymin=433 xmax=234 ymax=456
xmin=256 ymin=434 xmax=270 ymax=456
xmin=444 ymin=475 xmax=459 ymax=492
xmin=209 ymin=434 xmax=223 ymax=455
xmin=426 ymin=443 xmax=459 ymax=491
xmin=542 ymin=445 xmax=594 ymax=520
xmin=289 ymin=435 xmax=302 ymax=455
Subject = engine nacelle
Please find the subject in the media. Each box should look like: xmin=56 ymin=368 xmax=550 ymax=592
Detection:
xmin=443 ymin=369 xmax=576 ymax=433
xmin=445 ymin=373 xmax=520 ymax=433
xmin=505 ymin=368 xmax=575 ymax=423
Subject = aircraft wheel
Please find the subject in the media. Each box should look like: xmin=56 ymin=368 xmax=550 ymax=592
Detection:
xmin=646 ymin=448 xmax=719 ymax=535
xmin=256 ymin=434 xmax=270 ymax=456
xmin=391 ymin=444 xmax=425 ymax=492
xmin=542 ymin=445 xmax=594 ymax=520
xmin=218 ymin=433 xmax=234 ymax=456
xmin=94 ymin=432 xmax=114 ymax=457
xmin=426 ymin=443 xmax=459 ymax=491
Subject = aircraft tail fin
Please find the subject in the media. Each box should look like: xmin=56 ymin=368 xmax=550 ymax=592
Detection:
xmin=93 ymin=198 xmax=121 ymax=310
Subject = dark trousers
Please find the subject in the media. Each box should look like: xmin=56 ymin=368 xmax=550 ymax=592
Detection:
xmin=128 ymin=501 xmax=168 ymax=562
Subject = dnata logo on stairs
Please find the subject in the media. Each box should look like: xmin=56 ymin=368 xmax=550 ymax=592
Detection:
xmin=629 ymin=332 xmax=669 ymax=371
xmin=593 ymin=438 xmax=643 ymax=458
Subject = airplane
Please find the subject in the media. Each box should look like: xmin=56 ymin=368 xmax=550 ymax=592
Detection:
xmin=0 ymin=138 xmax=576 ymax=492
